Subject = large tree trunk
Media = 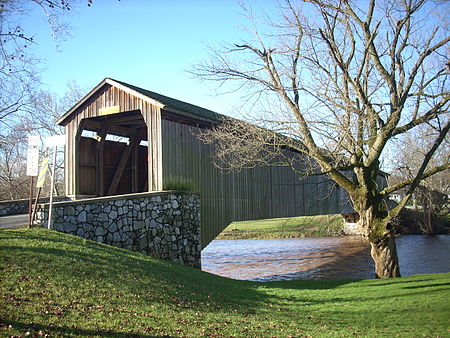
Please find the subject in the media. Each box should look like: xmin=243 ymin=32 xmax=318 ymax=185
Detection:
xmin=370 ymin=233 xmax=401 ymax=278
xmin=356 ymin=199 xmax=401 ymax=278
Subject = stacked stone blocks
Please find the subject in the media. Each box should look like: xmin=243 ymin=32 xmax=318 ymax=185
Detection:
xmin=35 ymin=192 xmax=201 ymax=268
xmin=0 ymin=197 xmax=68 ymax=216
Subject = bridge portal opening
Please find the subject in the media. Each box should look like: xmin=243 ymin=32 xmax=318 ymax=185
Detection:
xmin=75 ymin=110 xmax=149 ymax=197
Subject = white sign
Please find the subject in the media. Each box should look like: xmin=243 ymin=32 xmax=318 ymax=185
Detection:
xmin=45 ymin=135 xmax=66 ymax=148
xmin=26 ymin=135 xmax=40 ymax=176
xmin=28 ymin=135 xmax=40 ymax=147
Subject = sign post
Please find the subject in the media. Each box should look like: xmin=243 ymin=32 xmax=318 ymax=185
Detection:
xmin=45 ymin=135 xmax=65 ymax=230
xmin=26 ymin=135 xmax=40 ymax=227
xmin=31 ymin=158 xmax=50 ymax=226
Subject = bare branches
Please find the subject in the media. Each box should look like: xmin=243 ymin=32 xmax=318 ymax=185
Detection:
xmin=0 ymin=1 xmax=91 ymax=200
xmin=195 ymin=115 xmax=357 ymax=191
xmin=191 ymin=0 xmax=449 ymax=277
xmin=196 ymin=117 xmax=305 ymax=170
xmin=387 ymin=120 xmax=450 ymax=217
xmin=0 ymin=0 xmax=90 ymax=126
xmin=392 ymin=94 xmax=450 ymax=136
xmin=192 ymin=0 xmax=449 ymax=214
xmin=383 ymin=162 xmax=449 ymax=197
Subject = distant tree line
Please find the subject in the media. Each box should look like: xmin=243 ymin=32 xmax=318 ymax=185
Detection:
xmin=0 ymin=0 xmax=89 ymax=200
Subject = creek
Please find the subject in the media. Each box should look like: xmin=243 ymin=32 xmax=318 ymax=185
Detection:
xmin=201 ymin=235 xmax=450 ymax=281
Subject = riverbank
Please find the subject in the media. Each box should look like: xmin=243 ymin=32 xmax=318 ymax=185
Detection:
xmin=216 ymin=210 xmax=450 ymax=240
xmin=1 ymin=228 xmax=449 ymax=337
xmin=216 ymin=214 xmax=345 ymax=240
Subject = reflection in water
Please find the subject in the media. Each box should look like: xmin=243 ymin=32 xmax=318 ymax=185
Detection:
xmin=201 ymin=235 xmax=450 ymax=281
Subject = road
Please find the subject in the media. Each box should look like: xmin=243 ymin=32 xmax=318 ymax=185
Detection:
xmin=0 ymin=214 xmax=28 ymax=230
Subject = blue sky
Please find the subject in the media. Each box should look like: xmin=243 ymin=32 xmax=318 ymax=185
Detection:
xmin=25 ymin=0 xmax=275 ymax=115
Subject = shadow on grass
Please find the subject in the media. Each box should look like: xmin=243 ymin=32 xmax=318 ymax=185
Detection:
xmin=1 ymin=228 xmax=271 ymax=311
xmin=0 ymin=320 xmax=157 ymax=337
xmin=401 ymin=282 xmax=450 ymax=289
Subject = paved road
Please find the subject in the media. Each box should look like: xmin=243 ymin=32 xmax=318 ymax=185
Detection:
xmin=0 ymin=214 xmax=28 ymax=230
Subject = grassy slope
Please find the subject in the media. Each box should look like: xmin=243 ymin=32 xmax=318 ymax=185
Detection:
xmin=217 ymin=214 xmax=345 ymax=240
xmin=1 ymin=228 xmax=449 ymax=337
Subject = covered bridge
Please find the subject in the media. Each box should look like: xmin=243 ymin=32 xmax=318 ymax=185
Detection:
xmin=57 ymin=78 xmax=343 ymax=248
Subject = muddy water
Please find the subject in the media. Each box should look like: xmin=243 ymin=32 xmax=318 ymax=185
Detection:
xmin=201 ymin=235 xmax=450 ymax=281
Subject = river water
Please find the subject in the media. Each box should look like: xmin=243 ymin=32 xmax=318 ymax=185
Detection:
xmin=201 ymin=235 xmax=450 ymax=281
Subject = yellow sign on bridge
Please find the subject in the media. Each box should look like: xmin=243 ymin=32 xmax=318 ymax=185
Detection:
xmin=99 ymin=105 xmax=121 ymax=116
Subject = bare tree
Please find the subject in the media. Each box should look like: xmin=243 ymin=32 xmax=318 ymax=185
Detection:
xmin=0 ymin=0 xmax=90 ymax=200
xmin=22 ymin=80 xmax=87 ymax=136
xmin=0 ymin=82 xmax=87 ymax=200
xmin=391 ymin=124 xmax=449 ymax=195
xmin=389 ymin=124 xmax=449 ymax=234
xmin=193 ymin=0 xmax=449 ymax=278
xmin=0 ymin=0 xmax=89 ymax=129
xmin=0 ymin=128 xmax=28 ymax=200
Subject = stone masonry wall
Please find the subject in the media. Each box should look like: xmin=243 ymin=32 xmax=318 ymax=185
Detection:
xmin=34 ymin=191 xmax=201 ymax=268
xmin=0 ymin=197 xmax=68 ymax=216
xmin=0 ymin=199 xmax=28 ymax=216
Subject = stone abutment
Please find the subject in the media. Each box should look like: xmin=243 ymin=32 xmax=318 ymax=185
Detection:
xmin=34 ymin=191 xmax=201 ymax=268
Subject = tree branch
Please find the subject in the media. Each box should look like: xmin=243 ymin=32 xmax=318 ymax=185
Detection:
xmin=386 ymin=119 xmax=450 ymax=217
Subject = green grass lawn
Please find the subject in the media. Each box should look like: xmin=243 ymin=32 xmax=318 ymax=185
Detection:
xmin=217 ymin=214 xmax=345 ymax=240
xmin=1 ymin=228 xmax=449 ymax=337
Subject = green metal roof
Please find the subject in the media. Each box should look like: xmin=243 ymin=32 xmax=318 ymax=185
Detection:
xmin=112 ymin=79 xmax=224 ymax=123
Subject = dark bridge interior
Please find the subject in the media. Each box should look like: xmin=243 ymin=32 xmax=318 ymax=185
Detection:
xmin=78 ymin=110 xmax=149 ymax=196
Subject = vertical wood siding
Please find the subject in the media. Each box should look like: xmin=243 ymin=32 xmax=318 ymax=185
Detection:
xmin=161 ymin=119 xmax=341 ymax=248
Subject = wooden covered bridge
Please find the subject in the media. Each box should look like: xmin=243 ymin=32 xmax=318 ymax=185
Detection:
xmin=56 ymin=78 xmax=343 ymax=248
